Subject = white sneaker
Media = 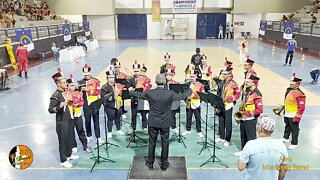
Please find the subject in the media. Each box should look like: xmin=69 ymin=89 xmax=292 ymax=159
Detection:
xmin=215 ymin=138 xmax=225 ymax=143
xmin=198 ymin=132 xmax=204 ymax=138
xmin=288 ymin=145 xmax=298 ymax=150
xmin=224 ymin=141 xmax=230 ymax=147
xmin=107 ymin=132 xmax=113 ymax=139
xmin=72 ymin=147 xmax=78 ymax=153
xmin=98 ymin=138 xmax=104 ymax=144
xmin=143 ymin=128 xmax=148 ymax=134
xmin=182 ymin=131 xmax=191 ymax=137
xmin=171 ymin=128 xmax=178 ymax=134
xmin=86 ymin=136 xmax=91 ymax=143
xmin=117 ymin=130 xmax=125 ymax=136
xmin=121 ymin=114 xmax=127 ymax=119
xmin=282 ymin=138 xmax=290 ymax=143
xmin=128 ymin=129 xmax=134 ymax=135
xmin=67 ymin=154 xmax=79 ymax=160
xmin=60 ymin=161 xmax=73 ymax=168
xmin=234 ymin=151 xmax=242 ymax=156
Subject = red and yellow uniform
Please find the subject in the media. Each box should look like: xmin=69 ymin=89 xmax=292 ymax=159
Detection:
xmin=284 ymin=88 xmax=306 ymax=121
xmin=136 ymin=76 xmax=152 ymax=91
xmin=16 ymin=44 xmax=29 ymax=73
xmin=187 ymin=82 xmax=205 ymax=109
xmin=242 ymin=88 xmax=263 ymax=120
xmin=223 ymin=80 xmax=241 ymax=110
xmin=85 ymin=78 xmax=101 ymax=105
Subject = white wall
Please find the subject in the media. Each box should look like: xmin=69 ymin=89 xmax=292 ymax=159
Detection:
xmin=174 ymin=14 xmax=197 ymax=39
xmin=233 ymin=13 xmax=262 ymax=38
xmin=115 ymin=0 xmax=143 ymax=8
xmin=204 ymin=0 xmax=232 ymax=8
xmin=87 ymin=16 xmax=115 ymax=40
xmin=60 ymin=15 xmax=83 ymax=23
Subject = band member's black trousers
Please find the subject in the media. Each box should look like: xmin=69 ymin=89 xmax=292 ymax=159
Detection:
xmin=283 ymin=117 xmax=300 ymax=145
xmin=171 ymin=111 xmax=178 ymax=129
xmin=131 ymin=103 xmax=148 ymax=130
xmin=218 ymin=108 xmax=233 ymax=142
xmin=186 ymin=107 xmax=201 ymax=132
xmin=105 ymin=107 xmax=122 ymax=132
xmin=285 ymin=51 xmax=294 ymax=65
xmin=146 ymin=127 xmax=170 ymax=169
xmin=240 ymin=119 xmax=257 ymax=149
xmin=72 ymin=116 xmax=88 ymax=149
xmin=56 ymin=120 xmax=73 ymax=163
xmin=83 ymin=104 xmax=100 ymax=138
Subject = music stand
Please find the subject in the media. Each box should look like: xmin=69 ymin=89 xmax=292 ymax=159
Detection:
xmin=200 ymin=92 xmax=228 ymax=168
xmin=196 ymin=78 xmax=210 ymax=93
xmin=169 ymin=83 xmax=189 ymax=148
xmin=197 ymin=92 xmax=214 ymax=155
xmin=89 ymin=93 xmax=117 ymax=172
xmin=127 ymin=88 xmax=147 ymax=148
xmin=119 ymin=89 xmax=130 ymax=126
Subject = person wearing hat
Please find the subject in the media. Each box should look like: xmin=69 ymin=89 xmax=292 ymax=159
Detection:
xmin=66 ymin=74 xmax=92 ymax=153
xmin=16 ymin=42 xmax=29 ymax=78
xmin=234 ymin=74 xmax=263 ymax=156
xmin=127 ymin=60 xmax=149 ymax=135
xmin=164 ymin=64 xmax=179 ymax=134
xmin=182 ymin=66 xmax=205 ymax=138
xmin=282 ymin=75 xmax=306 ymax=150
xmin=128 ymin=74 xmax=192 ymax=171
xmin=215 ymin=67 xmax=241 ymax=147
xmin=238 ymin=116 xmax=288 ymax=180
xmin=78 ymin=64 xmax=104 ymax=144
xmin=241 ymin=59 xmax=257 ymax=97
xmin=48 ymin=68 xmax=79 ymax=168
xmin=113 ymin=60 xmax=131 ymax=80
xmin=239 ymin=37 xmax=248 ymax=66
xmin=190 ymin=47 xmax=203 ymax=70
xmin=160 ymin=53 xmax=172 ymax=74
xmin=199 ymin=54 xmax=212 ymax=81
xmin=101 ymin=66 xmax=125 ymax=139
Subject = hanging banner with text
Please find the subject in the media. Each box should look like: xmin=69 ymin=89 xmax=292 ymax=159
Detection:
xmin=172 ymin=0 xmax=197 ymax=14
xmin=152 ymin=0 xmax=161 ymax=21
xmin=259 ymin=20 xmax=267 ymax=35
xmin=62 ymin=24 xmax=72 ymax=41
xmin=283 ymin=22 xmax=294 ymax=39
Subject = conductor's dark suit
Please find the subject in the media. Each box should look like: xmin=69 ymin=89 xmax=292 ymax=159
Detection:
xmin=129 ymin=87 xmax=192 ymax=169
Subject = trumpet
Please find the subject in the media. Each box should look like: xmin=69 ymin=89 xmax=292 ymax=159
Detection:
xmin=234 ymin=102 xmax=245 ymax=124
xmin=273 ymin=105 xmax=284 ymax=116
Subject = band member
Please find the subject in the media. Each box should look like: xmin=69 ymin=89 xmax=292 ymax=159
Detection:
xmin=48 ymin=68 xmax=79 ymax=168
xmin=78 ymin=64 xmax=104 ymax=144
xmin=234 ymin=75 xmax=263 ymax=156
xmin=219 ymin=57 xmax=233 ymax=76
xmin=164 ymin=64 xmax=179 ymax=134
xmin=241 ymin=59 xmax=257 ymax=95
xmin=128 ymin=74 xmax=192 ymax=171
xmin=182 ymin=66 xmax=205 ymax=138
xmin=66 ymin=74 xmax=92 ymax=153
xmin=239 ymin=37 xmax=248 ymax=65
xmin=199 ymin=54 xmax=212 ymax=80
xmin=160 ymin=53 xmax=172 ymax=74
xmin=101 ymin=67 xmax=125 ymax=139
xmin=128 ymin=61 xmax=151 ymax=134
xmin=216 ymin=67 xmax=241 ymax=147
xmin=16 ymin=42 xmax=29 ymax=78
xmin=191 ymin=47 xmax=203 ymax=70
xmin=282 ymin=76 xmax=305 ymax=150
xmin=212 ymin=57 xmax=233 ymax=91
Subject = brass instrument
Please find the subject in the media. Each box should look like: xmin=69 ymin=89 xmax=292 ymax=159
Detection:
xmin=273 ymin=105 xmax=284 ymax=116
xmin=234 ymin=80 xmax=247 ymax=124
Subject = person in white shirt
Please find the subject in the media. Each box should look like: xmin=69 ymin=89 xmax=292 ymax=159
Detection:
xmin=218 ymin=24 xmax=224 ymax=39
xmin=51 ymin=43 xmax=60 ymax=61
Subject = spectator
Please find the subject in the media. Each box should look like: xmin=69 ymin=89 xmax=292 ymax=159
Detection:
xmin=310 ymin=67 xmax=320 ymax=83
xmin=225 ymin=24 xmax=230 ymax=39
xmin=230 ymin=25 xmax=234 ymax=39
xmin=218 ymin=24 xmax=223 ymax=39
xmin=311 ymin=14 xmax=317 ymax=23
xmin=288 ymin=14 xmax=295 ymax=22
xmin=237 ymin=116 xmax=288 ymax=180
xmin=281 ymin=15 xmax=288 ymax=22
xmin=77 ymin=35 xmax=88 ymax=51
xmin=51 ymin=42 xmax=60 ymax=61
xmin=0 ymin=10 xmax=5 ymax=28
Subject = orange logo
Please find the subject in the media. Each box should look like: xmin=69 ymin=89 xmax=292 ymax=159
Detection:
xmin=8 ymin=145 xmax=33 ymax=169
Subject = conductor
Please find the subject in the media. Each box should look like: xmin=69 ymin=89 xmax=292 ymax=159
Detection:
xmin=129 ymin=74 xmax=192 ymax=171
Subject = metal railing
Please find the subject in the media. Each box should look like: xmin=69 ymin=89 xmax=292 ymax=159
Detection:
xmin=265 ymin=21 xmax=320 ymax=36
xmin=0 ymin=22 xmax=84 ymax=45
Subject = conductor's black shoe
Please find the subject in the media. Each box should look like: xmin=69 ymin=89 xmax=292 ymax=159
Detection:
xmin=145 ymin=162 xmax=153 ymax=170
xmin=160 ymin=166 xmax=168 ymax=171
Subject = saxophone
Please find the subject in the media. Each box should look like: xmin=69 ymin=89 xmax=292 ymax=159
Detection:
xmin=234 ymin=82 xmax=247 ymax=124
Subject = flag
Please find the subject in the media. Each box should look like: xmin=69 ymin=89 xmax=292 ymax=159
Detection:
xmin=259 ymin=20 xmax=267 ymax=35
xmin=283 ymin=22 xmax=294 ymax=39
xmin=152 ymin=0 xmax=161 ymax=21
xmin=62 ymin=24 xmax=72 ymax=41
xmin=15 ymin=29 xmax=34 ymax=51
xmin=83 ymin=22 xmax=91 ymax=37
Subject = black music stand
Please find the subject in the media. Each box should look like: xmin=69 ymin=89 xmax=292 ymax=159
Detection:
xmin=89 ymin=93 xmax=117 ymax=173
xmin=119 ymin=89 xmax=130 ymax=125
xmin=200 ymin=92 xmax=228 ymax=168
xmin=169 ymin=83 xmax=189 ymax=148
xmin=196 ymin=78 xmax=210 ymax=93
xmin=197 ymin=92 xmax=214 ymax=155
xmin=127 ymin=88 xmax=147 ymax=148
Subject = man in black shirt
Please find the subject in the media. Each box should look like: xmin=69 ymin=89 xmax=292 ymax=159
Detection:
xmin=191 ymin=47 xmax=203 ymax=69
xmin=129 ymin=74 xmax=192 ymax=171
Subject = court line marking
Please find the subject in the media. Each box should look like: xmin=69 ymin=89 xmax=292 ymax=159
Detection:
xmin=0 ymin=120 xmax=52 ymax=132
xmin=25 ymin=167 xmax=320 ymax=170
